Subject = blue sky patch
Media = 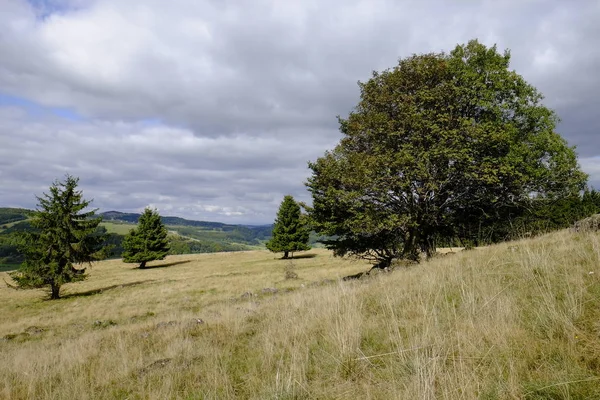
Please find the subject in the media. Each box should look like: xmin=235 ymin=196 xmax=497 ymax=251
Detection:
xmin=25 ymin=0 xmax=77 ymax=20
xmin=0 ymin=93 xmax=83 ymax=121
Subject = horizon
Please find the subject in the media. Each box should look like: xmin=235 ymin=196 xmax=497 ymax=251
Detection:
xmin=0 ymin=206 xmax=274 ymax=227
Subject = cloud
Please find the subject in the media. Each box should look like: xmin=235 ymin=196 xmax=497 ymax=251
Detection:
xmin=0 ymin=108 xmax=325 ymax=223
xmin=1 ymin=0 xmax=599 ymax=223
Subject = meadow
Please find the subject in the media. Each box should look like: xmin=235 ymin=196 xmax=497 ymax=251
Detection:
xmin=1 ymin=230 xmax=600 ymax=399
xmin=99 ymin=221 xmax=136 ymax=236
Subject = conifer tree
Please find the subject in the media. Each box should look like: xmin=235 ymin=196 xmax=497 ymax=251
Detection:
xmin=266 ymin=195 xmax=310 ymax=259
xmin=9 ymin=175 xmax=107 ymax=299
xmin=122 ymin=208 xmax=170 ymax=268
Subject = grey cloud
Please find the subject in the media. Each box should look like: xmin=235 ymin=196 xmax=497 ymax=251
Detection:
xmin=0 ymin=111 xmax=322 ymax=223
xmin=1 ymin=0 xmax=600 ymax=222
xmin=0 ymin=0 xmax=595 ymax=142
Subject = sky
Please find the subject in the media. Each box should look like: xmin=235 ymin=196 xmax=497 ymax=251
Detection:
xmin=1 ymin=0 xmax=599 ymax=224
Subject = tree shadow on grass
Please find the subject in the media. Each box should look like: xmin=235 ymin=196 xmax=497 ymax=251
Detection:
xmin=61 ymin=280 xmax=156 ymax=299
xmin=139 ymin=260 xmax=192 ymax=269
xmin=284 ymin=253 xmax=317 ymax=260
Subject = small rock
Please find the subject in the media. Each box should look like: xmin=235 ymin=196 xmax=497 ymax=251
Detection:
xmin=285 ymin=270 xmax=298 ymax=280
xmin=93 ymin=320 xmax=117 ymax=328
xmin=156 ymin=321 xmax=178 ymax=329
xmin=24 ymin=326 xmax=44 ymax=336
xmin=195 ymin=318 xmax=205 ymax=324
xmin=137 ymin=358 xmax=172 ymax=377
xmin=149 ymin=358 xmax=171 ymax=368
xmin=240 ymin=291 xmax=254 ymax=299
xmin=342 ymin=272 xmax=365 ymax=281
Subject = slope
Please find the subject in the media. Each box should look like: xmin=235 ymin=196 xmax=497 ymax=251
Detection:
xmin=1 ymin=230 xmax=599 ymax=398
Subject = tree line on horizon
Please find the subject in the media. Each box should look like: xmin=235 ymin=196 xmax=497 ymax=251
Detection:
xmin=5 ymin=39 xmax=596 ymax=298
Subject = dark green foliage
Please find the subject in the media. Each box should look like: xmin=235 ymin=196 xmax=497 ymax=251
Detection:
xmin=0 ymin=221 xmax=31 ymax=266
xmin=0 ymin=208 xmax=32 ymax=225
xmin=441 ymin=189 xmax=600 ymax=247
xmin=306 ymin=40 xmax=587 ymax=267
xmin=102 ymin=232 xmax=125 ymax=258
xmin=0 ymin=234 xmax=23 ymax=266
xmin=122 ymin=208 xmax=170 ymax=268
xmin=266 ymin=195 xmax=310 ymax=259
xmin=168 ymin=235 xmax=247 ymax=255
xmin=2 ymin=220 xmax=33 ymax=234
xmin=9 ymin=175 xmax=107 ymax=299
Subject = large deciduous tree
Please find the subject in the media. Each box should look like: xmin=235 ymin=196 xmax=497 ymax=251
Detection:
xmin=9 ymin=175 xmax=107 ymax=299
xmin=306 ymin=40 xmax=587 ymax=267
xmin=266 ymin=195 xmax=311 ymax=259
xmin=122 ymin=208 xmax=170 ymax=268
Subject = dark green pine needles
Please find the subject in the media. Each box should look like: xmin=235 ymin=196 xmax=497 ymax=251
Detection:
xmin=122 ymin=208 xmax=170 ymax=268
xmin=9 ymin=175 xmax=107 ymax=299
xmin=266 ymin=195 xmax=310 ymax=259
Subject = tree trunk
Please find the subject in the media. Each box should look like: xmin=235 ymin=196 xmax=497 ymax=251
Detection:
xmin=282 ymin=251 xmax=289 ymax=259
xmin=50 ymin=283 xmax=60 ymax=300
xmin=402 ymin=228 xmax=420 ymax=262
xmin=139 ymin=261 xmax=147 ymax=269
xmin=373 ymin=258 xmax=392 ymax=269
xmin=421 ymin=230 xmax=436 ymax=259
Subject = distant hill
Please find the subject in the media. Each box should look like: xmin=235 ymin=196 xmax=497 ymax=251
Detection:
xmin=0 ymin=207 xmax=273 ymax=268
xmin=99 ymin=211 xmax=273 ymax=240
xmin=0 ymin=208 xmax=34 ymax=226
xmin=0 ymin=208 xmax=272 ymax=232
xmin=100 ymin=210 xmax=265 ymax=230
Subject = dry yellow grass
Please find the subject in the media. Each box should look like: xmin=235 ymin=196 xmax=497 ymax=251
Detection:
xmin=1 ymin=232 xmax=600 ymax=399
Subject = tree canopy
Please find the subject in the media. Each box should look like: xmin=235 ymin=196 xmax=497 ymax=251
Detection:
xmin=122 ymin=208 xmax=170 ymax=268
xmin=9 ymin=175 xmax=107 ymax=299
xmin=266 ymin=195 xmax=311 ymax=259
xmin=306 ymin=40 xmax=587 ymax=267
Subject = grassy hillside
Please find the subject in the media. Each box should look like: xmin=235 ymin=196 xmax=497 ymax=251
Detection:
xmin=1 ymin=231 xmax=600 ymax=398
xmin=99 ymin=221 xmax=135 ymax=235
xmin=100 ymin=211 xmax=273 ymax=246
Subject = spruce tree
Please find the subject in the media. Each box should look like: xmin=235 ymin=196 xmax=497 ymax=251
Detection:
xmin=9 ymin=175 xmax=107 ymax=299
xmin=266 ymin=195 xmax=310 ymax=259
xmin=122 ymin=208 xmax=170 ymax=268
